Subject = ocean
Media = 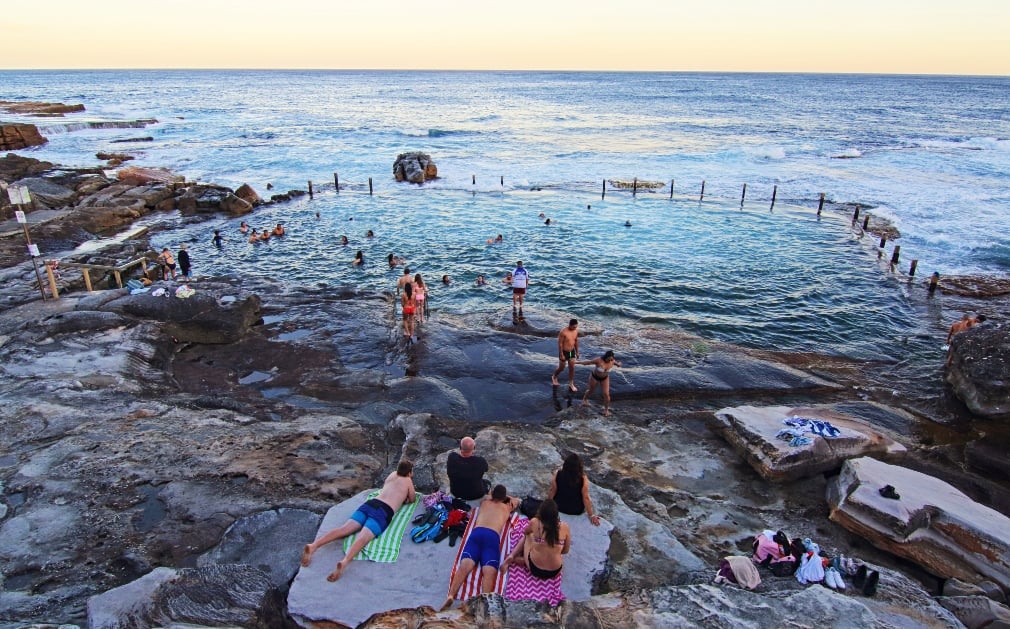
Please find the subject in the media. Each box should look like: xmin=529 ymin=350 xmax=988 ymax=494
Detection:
xmin=3 ymin=70 xmax=1009 ymax=370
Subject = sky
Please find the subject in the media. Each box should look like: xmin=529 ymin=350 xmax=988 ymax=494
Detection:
xmin=2 ymin=0 xmax=1008 ymax=75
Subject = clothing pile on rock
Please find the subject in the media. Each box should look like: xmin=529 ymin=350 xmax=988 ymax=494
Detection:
xmin=410 ymin=493 xmax=472 ymax=546
xmin=743 ymin=529 xmax=879 ymax=596
xmin=783 ymin=416 xmax=842 ymax=438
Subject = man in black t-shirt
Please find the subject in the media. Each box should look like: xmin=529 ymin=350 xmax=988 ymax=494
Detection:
xmin=446 ymin=436 xmax=490 ymax=500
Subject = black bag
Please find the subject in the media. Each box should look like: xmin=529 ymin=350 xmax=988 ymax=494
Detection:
xmin=519 ymin=495 xmax=542 ymax=518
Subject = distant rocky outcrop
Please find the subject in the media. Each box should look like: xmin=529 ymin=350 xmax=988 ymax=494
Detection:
xmin=0 ymin=123 xmax=48 ymax=150
xmin=827 ymin=457 xmax=1010 ymax=593
xmin=607 ymin=178 xmax=665 ymax=190
xmin=0 ymin=100 xmax=86 ymax=116
xmin=946 ymin=321 xmax=1010 ymax=419
xmin=393 ymin=152 xmax=438 ymax=183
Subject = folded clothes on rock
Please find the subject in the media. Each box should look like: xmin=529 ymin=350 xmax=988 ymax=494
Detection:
xmin=782 ymin=416 xmax=841 ymax=438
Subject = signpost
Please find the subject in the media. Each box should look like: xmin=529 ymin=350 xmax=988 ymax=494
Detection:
xmin=7 ymin=185 xmax=47 ymax=300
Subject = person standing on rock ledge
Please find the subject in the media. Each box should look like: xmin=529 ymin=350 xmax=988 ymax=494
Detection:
xmin=552 ymin=319 xmax=580 ymax=393
xmin=158 ymin=247 xmax=176 ymax=280
xmin=511 ymin=260 xmax=529 ymax=316
xmin=301 ymin=459 xmax=416 ymax=583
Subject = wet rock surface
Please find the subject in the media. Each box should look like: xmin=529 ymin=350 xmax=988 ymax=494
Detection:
xmin=946 ymin=321 xmax=1010 ymax=419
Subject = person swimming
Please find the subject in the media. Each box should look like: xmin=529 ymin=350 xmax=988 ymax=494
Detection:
xmin=476 ymin=275 xmax=486 ymax=286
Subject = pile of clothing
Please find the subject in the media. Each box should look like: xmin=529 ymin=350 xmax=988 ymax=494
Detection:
xmin=728 ymin=529 xmax=880 ymax=596
xmin=411 ymin=493 xmax=472 ymax=545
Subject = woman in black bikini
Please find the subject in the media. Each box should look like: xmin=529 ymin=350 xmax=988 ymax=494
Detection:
xmin=577 ymin=350 xmax=621 ymax=416
xmin=502 ymin=499 xmax=570 ymax=579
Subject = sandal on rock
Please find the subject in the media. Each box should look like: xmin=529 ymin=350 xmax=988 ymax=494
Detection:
xmin=879 ymin=485 xmax=900 ymax=500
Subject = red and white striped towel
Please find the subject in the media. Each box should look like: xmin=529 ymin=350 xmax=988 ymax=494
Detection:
xmin=447 ymin=506 xmax=519 ymax=600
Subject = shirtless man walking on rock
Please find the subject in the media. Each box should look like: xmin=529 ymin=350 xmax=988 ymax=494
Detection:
xmin=301 ymin=459 xmax=416 ymax=582
xmin=552 ymin=319 xmax=580 ymax=392
xmin=441 ymin=484 xmax=519 ymax=611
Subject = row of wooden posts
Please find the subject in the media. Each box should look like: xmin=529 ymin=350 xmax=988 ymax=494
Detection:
xmin=303 ymin=173 xmax=935 ymax=289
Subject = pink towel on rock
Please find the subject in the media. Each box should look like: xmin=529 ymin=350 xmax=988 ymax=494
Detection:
xmin=503 ymin=517 xmax=566 ymax=606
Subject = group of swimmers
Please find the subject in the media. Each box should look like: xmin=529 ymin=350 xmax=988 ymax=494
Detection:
xmin=240 ymin=221 xmax=285 ymax=243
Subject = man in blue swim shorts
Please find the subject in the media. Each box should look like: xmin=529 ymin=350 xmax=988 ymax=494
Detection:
xmin=301 ymin=459 xmax=416 ymax=582
xmin=441 ymin=484 xmax=520 ymax=611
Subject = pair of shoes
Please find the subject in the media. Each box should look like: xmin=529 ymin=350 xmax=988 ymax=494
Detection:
xmin=879 ymin=484 xmax=900 ymax=499
xmin=863 ymin=569 xmax=879 ymax=596
xmin=853 ymin=564 xmax=867 ymax=588
xmin=824 ymin=567 xmax=846 ymax=590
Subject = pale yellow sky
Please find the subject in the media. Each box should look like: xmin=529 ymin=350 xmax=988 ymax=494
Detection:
xmin=3 ymin=0 xmax=1008 ymax=74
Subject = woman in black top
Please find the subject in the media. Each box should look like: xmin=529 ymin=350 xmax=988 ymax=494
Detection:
xmin=546 ymin=453 xmax=600 ymax=526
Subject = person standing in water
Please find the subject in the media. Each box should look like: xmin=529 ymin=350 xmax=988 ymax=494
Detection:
xmin=578 ymin=350 xmax=622 ymax=416
xmin=413 ymin=273 xmax=428 ymax=322
xmin=177 ymin=244 xmax=191 ymax=279
xmin=401 ymin=282 xmax=417 ymax=342
xmin=551 ymin=319 xmax=580 ymax=393
xmin=511 ymin=260 xmax=529 ymax=315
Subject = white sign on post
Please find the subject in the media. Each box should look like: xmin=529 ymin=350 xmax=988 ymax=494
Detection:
xmin=15 ymin=210 xmax=27 ymax=224
xmin=28 ymin=244 xmax=40 ymax=257
xmin=8 ymin=185 xmax=31 ymax=205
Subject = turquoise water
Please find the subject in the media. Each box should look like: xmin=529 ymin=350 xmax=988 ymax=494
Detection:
xmin=155 ymin=185 xmax=917 ymax=361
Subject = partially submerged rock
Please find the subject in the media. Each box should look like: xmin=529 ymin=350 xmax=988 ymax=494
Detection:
xmin=393 ymin=152 xmax=438 ymax=183
xmin=827 ymin=457 xmax=1010 ymax=594
xmin=946 ymin=321 xmax=1010 ymax=419
xmin=710 ymin=403 xmax=908 ymax=482
xmin=0 ymin=123 xmax=48 ymax=150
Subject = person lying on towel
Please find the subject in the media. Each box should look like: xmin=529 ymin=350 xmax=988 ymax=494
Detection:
xmin=441 ymin=484 xmax=519 ymax=611
xmin=300 ymin=459 xmax=416 ymax=582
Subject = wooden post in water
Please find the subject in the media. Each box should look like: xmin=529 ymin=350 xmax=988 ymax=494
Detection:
xmin=368 ymin=178 xmax=373 ymax=196
xmin=740 ymin=183 xmax=747 ymax=206
xmin=852 ymin=204 xmax=861 ymax=223
xmin=670 ymin=179 xmax=674 ymax=199
xmin=699 ymin=180 xmax=705 ymax=202
xmin=472 ymin=174 xmax=476 ymax=185
xmin=890 ymin=246 xmax=901 ymax=266
xmin=909 ymin=259 xmax=918 ymax=277
xmin=45 ymin=263 xmax=59 ymax=299
xmin=928 ymin=271 xmax=940 ymax=294
xmin=879 ymin=235 xmax=887 ymax=248
xmin=862 ymin=216 xmax=869 ymax=231
xmin=769 ymin=185 xmax=777 ymax=210
xmin=308 ymin=181 xmax=313 ymax=199
xmin=817 ymin=193 xmax=825 ymax=216
xmin=334 ymin=172 xmax=339 ymax=193
xmin=601 ymin=179 xmax=606 ymax=200
xmin=500 ymin=176 xmax=504 ymax=186
xmin=632 ymin=178 xmax=638 ymax=196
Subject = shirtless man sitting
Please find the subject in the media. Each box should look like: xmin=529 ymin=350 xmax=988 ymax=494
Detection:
xmin=300 ymin=459 xmax=416 ymax=582
xmin=440 ymin=484 xmax=519 ymax=611
xmin=551 ymin=319 xmax=580 ymax=392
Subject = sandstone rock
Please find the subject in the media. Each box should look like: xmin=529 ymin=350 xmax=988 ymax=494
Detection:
xmin=827 ymin=457 xmax=1010 ymax=593
xmin=234 ymin=183 xmax=263 ymax=206
xmin=114 ymin=166 xmax=181 ymax=185
xmin=393 ymin=152 xmax=438 ymax=183
xmin=88 ymin=564 xmax=285 ymax=629
xmin=946 ymin=321 xmax=1010 ymax=419
xmin=0 ymin=123 xmax=48 ymax=150
xmin=11 ymin=176 xmax=76 ymax=208
xmin=938 ymin=595 xmax=1010 ymax=629
xmin=100 ymin=288 xmax=261 ymax=344
xmin=0 ymin=100 xmax=85 ymax=116
xmin=198 ymin=507 xmax=322 ymax=590
xmin=711 ymin=403 xmax=907 ymax=482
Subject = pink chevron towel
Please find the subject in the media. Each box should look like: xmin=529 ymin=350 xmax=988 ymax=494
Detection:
xmin=503 ymin=517 xmax=566 ymax=606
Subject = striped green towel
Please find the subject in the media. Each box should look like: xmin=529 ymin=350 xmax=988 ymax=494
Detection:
xmin=343 ymin=492 xmax=421 ymax=562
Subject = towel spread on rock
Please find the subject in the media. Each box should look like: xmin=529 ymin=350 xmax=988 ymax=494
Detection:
xmin=342 ymin=491 xmax=421 ymax=563
xmin=725 ymin=556 xmax=762 ymax=590
xmin=503 ymin=517 xmax=566 ymax=606
xmin=447 ymin=505 xmax=518 ymax=600
xmin=782 ymin=416 xmax=842 ymax=438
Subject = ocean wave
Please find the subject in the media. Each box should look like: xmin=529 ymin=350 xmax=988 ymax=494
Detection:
xmin=833 ymin=148 xmax=862 ymax=159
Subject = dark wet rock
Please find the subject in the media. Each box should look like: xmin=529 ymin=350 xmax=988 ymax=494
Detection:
xmin=946 ymin=321 xmax=1010 ymax=419
xmin=0 ymin=123 xmax=48 ymax=150
xmin=965 ymin=440 xmax=1010 ymax=478
xmin=11 ymin=176 xmax=76 ymax=208
xmin=393 ymin=151 xmax=438 ymax=183
xmin=828 ymin=457 xmax=1010 ymax=593
xmin=99 ymin=288 xmax=262 ymax=344
xmin=33 ymin=310 xmax=130 ymax=337
xmin=88 ymin=563 xmax=287 ymax=629
xmin=198 ymin=508 xmax=322 ymax=590
xmin=711 ymin=403 xmax=908 ymax=482
xmin=234 ymin=183 xmax=263 ymax=206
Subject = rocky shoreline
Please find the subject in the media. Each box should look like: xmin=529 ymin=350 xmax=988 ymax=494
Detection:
xmin=2 ymin=151 xmax=1010 ymax=628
